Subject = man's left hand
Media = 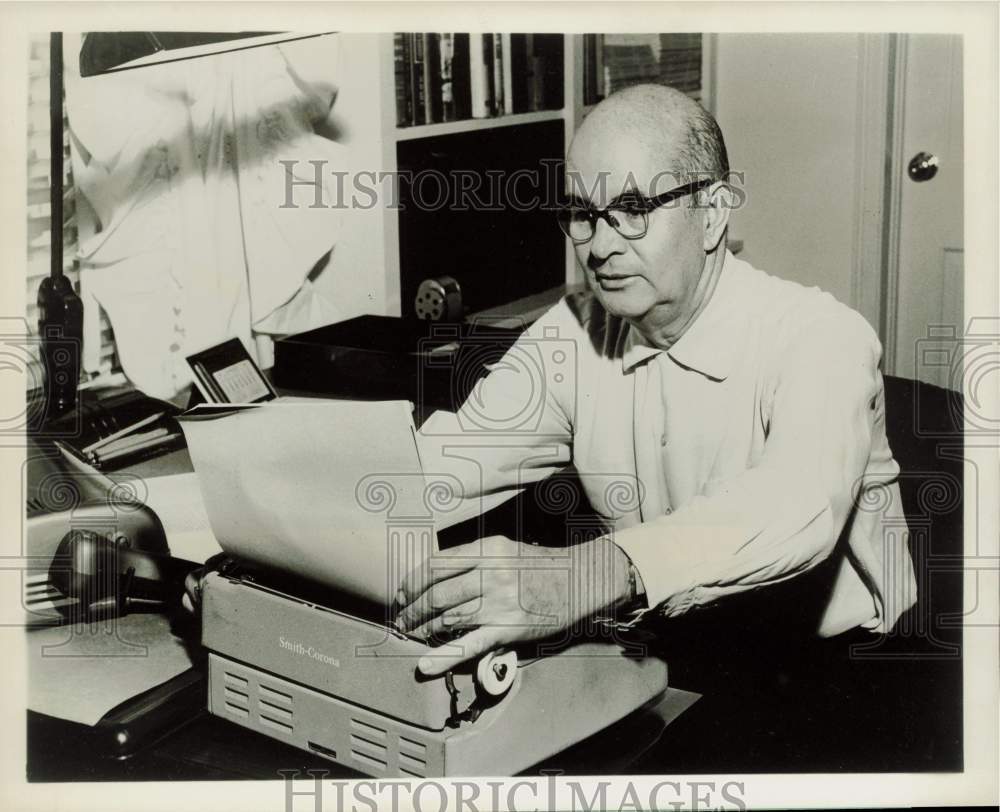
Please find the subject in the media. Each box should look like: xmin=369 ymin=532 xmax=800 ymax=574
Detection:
xmin=394 ymin=535 xmax=632 ymax=676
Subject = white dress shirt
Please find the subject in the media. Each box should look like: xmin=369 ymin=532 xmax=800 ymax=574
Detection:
xmin=418 ymin=251 xmax=917 ymax=636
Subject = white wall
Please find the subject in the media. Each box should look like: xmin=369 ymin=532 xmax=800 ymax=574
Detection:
xmin=713 ymin=34 xmax=866 ymax=313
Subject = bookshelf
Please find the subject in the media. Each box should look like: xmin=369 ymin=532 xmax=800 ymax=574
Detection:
xmin=393 ymin=34 xmax=565 ymax=127
xmin=327 ymin=34 xmax=576 ymax=324
xmin=326 ymin=33 xmax=711 ymax=325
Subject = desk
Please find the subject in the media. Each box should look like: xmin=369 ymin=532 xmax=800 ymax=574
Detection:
xmin=25 ymin=372 xmax=965 ymax=777
xmin=30 ymin=688 xmax=696 ymax=781
xmin=27 ymin=589 xmax=964 ymax=777
xmin=24 ymin=425 xmax=700 ymax=780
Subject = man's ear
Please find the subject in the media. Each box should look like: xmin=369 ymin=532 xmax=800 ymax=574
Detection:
xmin=702 ymin=181 xmax=734 ymax=252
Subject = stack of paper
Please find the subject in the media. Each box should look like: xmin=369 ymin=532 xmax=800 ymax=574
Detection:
xmin=179 ymin=400 xmax=434 ymax=608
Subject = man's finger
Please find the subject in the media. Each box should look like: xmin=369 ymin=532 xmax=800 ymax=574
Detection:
xmin=396 ymin=571 xmax=482 ymax=632
xmin=409 ymin=597 xmax=483 ymax=641
xmin=441 ymin=597 xmax=483 ymax=628
xmin=397 ymin=554 xmax=479 ymax=608
xmin=417 ymin=627 xmax=498 ymax=676
xmin=396 ymin=536 xmax=529 ymax=605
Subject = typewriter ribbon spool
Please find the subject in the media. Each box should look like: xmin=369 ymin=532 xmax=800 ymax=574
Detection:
xmin=415 ymin=276 xmax=462 ymax=322
xmin=475 ymin=650 xmax=518 ymax=697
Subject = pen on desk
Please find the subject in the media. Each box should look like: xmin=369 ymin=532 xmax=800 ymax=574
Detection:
xmin=91 ymin=426 xmax=170 ymax=457
xmin=82 ymin=411 xmax=166 ymax=455
xmin=91 ymin=431 xmax=182 ymax=465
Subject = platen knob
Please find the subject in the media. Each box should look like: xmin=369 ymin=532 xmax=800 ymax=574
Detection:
xmin=475 ymin=649 xmax=518 ymax=697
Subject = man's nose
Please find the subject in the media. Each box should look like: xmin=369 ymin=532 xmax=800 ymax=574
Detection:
xmin=587 ymin=215 xmax=626 ymax=266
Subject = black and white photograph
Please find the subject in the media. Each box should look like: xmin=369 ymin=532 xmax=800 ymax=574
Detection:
xmin=1 ymin=3 xmax=997 ymax=811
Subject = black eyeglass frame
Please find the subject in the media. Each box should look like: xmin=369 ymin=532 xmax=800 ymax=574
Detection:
xmin=557 ymin=178 xmax=716 ymax=244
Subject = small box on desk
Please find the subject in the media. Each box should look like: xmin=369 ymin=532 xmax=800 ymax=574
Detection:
xmin=273 ymin=315 xmax=522 ymax=411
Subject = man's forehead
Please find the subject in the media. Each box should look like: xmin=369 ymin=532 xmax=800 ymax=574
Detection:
xmin=565 ymin=132 xmax=681 ymax=204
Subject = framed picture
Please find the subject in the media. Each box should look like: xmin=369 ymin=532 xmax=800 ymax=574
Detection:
xmin=185 ymin=338 xmax=277 ymax=404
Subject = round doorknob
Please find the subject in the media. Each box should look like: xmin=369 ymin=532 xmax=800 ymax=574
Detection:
xmin=908 ymin=152 xmax=939 ymax=182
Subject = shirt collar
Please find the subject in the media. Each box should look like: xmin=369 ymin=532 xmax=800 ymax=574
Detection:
xmin=621 ymin=250 xmax=745 ymax=381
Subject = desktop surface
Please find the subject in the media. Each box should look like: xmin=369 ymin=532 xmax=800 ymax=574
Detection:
xmin=23 ymin=372 xmax=964 ymax=778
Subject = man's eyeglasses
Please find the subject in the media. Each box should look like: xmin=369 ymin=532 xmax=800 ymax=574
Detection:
xmin=556 ymin=178 xmax=714 ymax=244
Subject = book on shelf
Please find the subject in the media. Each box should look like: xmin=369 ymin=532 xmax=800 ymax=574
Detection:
xmin=597 ymin=34 xmax=703 ymax=100
xmin=582 ymin=34 xmax=606 ymax=105
xmin=595 ymin=37 xmax=605 ymax=100
xmin=508 ymin=34 xmax=529 ymax=113
xmin=469 ymin=33 xmax=492 ymax=119
xmin=423 ymin=34 xmax=443 ymax=124
xmin=524 ymin=34 xmax=563 ymax=112
xmin=539 ymin=34 xmax=565 ymax=110
xmin=500 ymin=33 xmax=514 ymax=115
xmin=393 ymin=32 xmax=563 ymax=127
xmin=492 ymin=33 xmax=505 ymax=117
xmin=507 ymin=33 xmax=558 ymax=114
xmin=583 ymin=34 xmax=595 ymax=104
xmin=410 ymin=33 xmax=426 ymax=126
xmin=485 ymin=35 xmax=497 ymax=116
xmin=451 ymin=34 xmax=472 ymax=120
xmin=394 ymin=33 xmax=412 ymax=126
xmin=440 ymin=33 xmax=455 ymax=121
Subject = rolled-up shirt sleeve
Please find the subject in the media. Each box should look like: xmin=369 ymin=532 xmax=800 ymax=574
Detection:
xmin=615 ymin=311 xmax=882 ymax=618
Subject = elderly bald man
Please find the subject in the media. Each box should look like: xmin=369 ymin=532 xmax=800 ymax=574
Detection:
xmin=401 ymin=84 xmax=916 ymax=676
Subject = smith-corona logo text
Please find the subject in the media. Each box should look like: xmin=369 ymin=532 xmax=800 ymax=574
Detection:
xmin=278 ymin=636 xmax=341 ymax=667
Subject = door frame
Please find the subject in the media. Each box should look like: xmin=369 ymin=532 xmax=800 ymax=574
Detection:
xmin=850 ymin=32 xmax=908 ymax=376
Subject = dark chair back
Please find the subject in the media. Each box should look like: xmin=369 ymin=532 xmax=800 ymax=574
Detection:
xmin=879 ymin=374 xmax=964 ymax=651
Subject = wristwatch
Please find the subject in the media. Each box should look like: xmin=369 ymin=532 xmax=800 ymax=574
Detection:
xmin=625 ymin=560 xmax=647 ymax=611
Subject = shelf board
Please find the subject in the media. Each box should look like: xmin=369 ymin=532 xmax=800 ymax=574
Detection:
xmin=393 ymin=109 xmax=566 ymax=142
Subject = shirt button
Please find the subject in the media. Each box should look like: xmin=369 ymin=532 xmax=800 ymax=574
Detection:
xmin=665 ymin=507 xmax=673 ymax=515
xmin=660 ymin=433 xmax=667 ymax=447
